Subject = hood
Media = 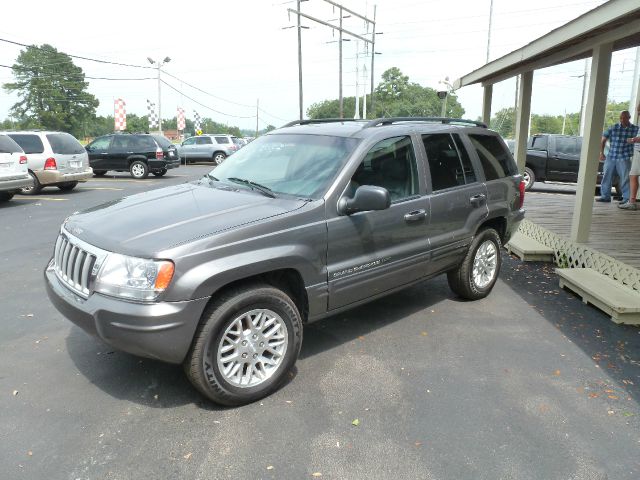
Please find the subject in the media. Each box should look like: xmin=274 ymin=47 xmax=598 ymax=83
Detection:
xmin=64 ymin=181 xmax=308 ymax=255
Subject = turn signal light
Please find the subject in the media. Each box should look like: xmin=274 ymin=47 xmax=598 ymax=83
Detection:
xmin=19 ymin=155 xmax=27 ymax=164
xmin=154 ymin=262 xmax=175 ymax=290
xmin=155 ymin=148 xmax=164 ymax=160
xmin=44 ymin=157 xmax=57 ymax=170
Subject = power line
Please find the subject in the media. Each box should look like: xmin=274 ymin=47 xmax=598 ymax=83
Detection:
xmin=161 ymin=69 xmax=255 ymax=108
xmin=0 ymin=63 xmax=154 ymax=81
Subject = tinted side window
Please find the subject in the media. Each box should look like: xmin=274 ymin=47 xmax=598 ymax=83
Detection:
xmin=152 ymin=135 xmax=172 ymax=148
xmin=422 ymin=134 xmax=469 ymax=191
xmin=556 ymin=137 xmax=579 ymax=156
xmin=529 ymin=136 xmax=548 ymax=150
xmin=469 ymin=134 xmax=517 ymax=181
xmin=133 ymin=136 xmax=156 ymax=150
xmin=196 ymin=137 xmax=212 ymax=145
xmin=0 ymin=134 xmax=23 ymax=153
xmin=46 ymin=133 xmax=85 ymax=155
xmin=89 ymin=137 xmax=111 ymax=150
xmin=215 ymin=136 xmax=230 ymax=144
xmin=111 ymin=136 xmax=132 ymax=150
xmin=8 ymin=134 xmax=44 ymax=154
xmin=452 ymin=134 xmax=477 ymax=183
xmin=352 ymin=136 xmax=419 ymax=202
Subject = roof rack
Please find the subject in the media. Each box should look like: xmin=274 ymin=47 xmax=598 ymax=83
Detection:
xmin=363 ymin=117 xmax=487 ymax=129
xmin=281 ymin=118 xmax=364 ymax=128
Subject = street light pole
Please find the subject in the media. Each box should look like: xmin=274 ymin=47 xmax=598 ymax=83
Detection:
xmin=147 ymin=56 xmax=171 ymax=134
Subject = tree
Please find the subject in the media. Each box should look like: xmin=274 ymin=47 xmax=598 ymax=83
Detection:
xmin=307 ymin=67 xmax=464 ymax=120
xmin=3 ymin=44 xmax=98 ymax=138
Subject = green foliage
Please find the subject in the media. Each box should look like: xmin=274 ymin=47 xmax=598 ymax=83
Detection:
xmin=307 ymin=67 xmax=464 ymax=120
xmin=3 ymin=44 xmax=98 ymax=138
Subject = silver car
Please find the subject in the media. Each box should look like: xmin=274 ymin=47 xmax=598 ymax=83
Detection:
xmin=178 ymin=134 xmax=239 ymax=165
xmin=0 ymin=134 xmax=32 ymax=201
xmin=2 ymin=131 xmax=93 ymax=194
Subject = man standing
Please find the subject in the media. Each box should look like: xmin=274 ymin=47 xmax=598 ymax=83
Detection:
xmin=598 ymin=110 xmax=638 ymax=203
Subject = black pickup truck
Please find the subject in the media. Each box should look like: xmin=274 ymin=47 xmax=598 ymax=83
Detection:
xmin=523 ymin=134 xmax=614 ymax=192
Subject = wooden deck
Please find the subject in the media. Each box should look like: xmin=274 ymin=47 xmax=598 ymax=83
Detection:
xmin=523 ymin=187 xmax=640 ymax=269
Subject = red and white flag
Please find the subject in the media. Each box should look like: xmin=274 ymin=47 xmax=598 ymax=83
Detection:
xmin=114 ymin=98 xmax=126 ymax=131
xmin=177 ymin=107 xmax=186 ymax=131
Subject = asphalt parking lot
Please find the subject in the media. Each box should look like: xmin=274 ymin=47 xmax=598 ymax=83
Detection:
xmin=1 ymin=167 xmax=639 ymax=480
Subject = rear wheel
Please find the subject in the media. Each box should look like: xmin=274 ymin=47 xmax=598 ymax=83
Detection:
xmin=130 ymin=160 xmax=149 ymax=179
xmin=152 ymin=169 xmax=167 ymax=177
xmin=213 ymin=152 xmax=226 ymax=165
xmin=447 ymin=228 xmax=502 ymax=300
xmin=20 ymin=171 xmax=41 ymax=195
xmin=0 ymin=192 xmax=14 ymax=201
xmin=184 ymin=284 xmax=303 ymax=406
xmin=57 ymin=181 xmax=78 ymax=191
xmin=523 ymin=167 xmax=535 ymax=191
xmin=93 ymin=170 xmax=107 ymax=177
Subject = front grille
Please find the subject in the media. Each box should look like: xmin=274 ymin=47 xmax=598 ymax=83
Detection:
xmin=53 ymin=234 xmax=97 ymax=297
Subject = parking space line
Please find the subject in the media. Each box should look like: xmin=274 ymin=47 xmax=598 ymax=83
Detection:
xmin=78 ymin=187 xmax=124 ymax=191
xmin=12 ymin=197 xmax=68 ymax=202
xmin=87 ymin=179 xmax=158 ymax=184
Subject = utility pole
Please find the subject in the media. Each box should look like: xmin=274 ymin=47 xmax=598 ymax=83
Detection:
xmin=354 ymin=41 xmax=360 ymax=119
xmin=339 ymin=6 xmax=344 ymax=118
xmin=486 ymin=0 xmax=494 ymax=64
xmin=578 ymin=58 xmax=590 ymax=136
xmin=297 ymin=0 xmax=304 ymax=121
xmin=147 ymin=56 xmax=171 ymax=134
xmin=370 ymin=5 xmax=377 ymax=117
xmin=288 ymin=1 xmax=375 ymax=120
xmin=256 ymin=98 xmax=259 ymax=138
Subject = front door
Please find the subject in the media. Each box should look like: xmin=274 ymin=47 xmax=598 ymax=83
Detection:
xmin=327 ymin=135 xmax=429 ymax=310
xmin=86 ymin=136 xmax=112 ymax=170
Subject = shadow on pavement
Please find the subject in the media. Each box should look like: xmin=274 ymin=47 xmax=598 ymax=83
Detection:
xmin=501 ymin=253 xmax=640 ymax=404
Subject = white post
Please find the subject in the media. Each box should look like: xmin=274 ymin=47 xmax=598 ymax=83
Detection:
xmin=571 ymin=43 xmax=613 ymax=243
xmin=482 ymin=84 xmax=493 ymax=126
xmin=514 ymin=71 xmax=533 ymax=173
xmin=362 ymin=63 xmax=368 ymax=119
xmin=631 ymin=47 xmax=640 ymax=123
xmin=354 ymin=41 xmax=360 ymax=119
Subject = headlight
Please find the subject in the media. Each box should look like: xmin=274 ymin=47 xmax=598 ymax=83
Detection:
xmin=94 ymin=253 xmax=174 ymax=302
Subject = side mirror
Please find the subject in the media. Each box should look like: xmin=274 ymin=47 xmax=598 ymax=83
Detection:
xmin=338 ymin=185 xmax=391 ymax=215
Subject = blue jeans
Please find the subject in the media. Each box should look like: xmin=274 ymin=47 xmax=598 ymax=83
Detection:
xmin=601 ymin=156 xmax=631 ymax=201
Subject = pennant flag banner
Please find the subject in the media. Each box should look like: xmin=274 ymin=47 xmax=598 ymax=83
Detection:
xmin=177 ymin=107 xmax=186 ymax=131
xmin=193 ymin=110 xmax=202 ymax=134
xmin=147 ymin=99 xmax=158 ymax=130
xmin=114 ymin=98 xmax=126 ymax=131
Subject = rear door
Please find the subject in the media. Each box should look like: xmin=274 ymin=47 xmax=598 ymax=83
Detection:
xmin=547 ymin=136 xmax=580 ymax=181
xmin=0 ymin=135 xmax=27 ymax=181
xmin=327 ymin=135 xmax=429 ymax=310
xmin=422 ymin=133 xmax=488 ymax=273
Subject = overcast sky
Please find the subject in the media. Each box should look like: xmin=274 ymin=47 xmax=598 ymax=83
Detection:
xmin=1 ymin=0 xmax=638 ymax=131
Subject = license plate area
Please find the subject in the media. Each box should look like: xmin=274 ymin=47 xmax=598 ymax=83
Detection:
xmin=70 ymin=161 xmax=81 ymax=168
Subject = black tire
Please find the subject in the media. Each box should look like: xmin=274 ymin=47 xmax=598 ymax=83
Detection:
xmin=93 ymin=170 xmax=107 ymax=177
xmin=0 ymin=192 xmax=14 ymax=201
xmin=129 ymin=160 xmax=149 ymax=179
xmin=447 ymin=228 xmax=502 ymax=300
xmin=20 ymin=171 xmax=42 ymax=195
xmin=57 ymin=181 xmax=78 ymax=191
xmin=523 ymin=167 xmax=535 ymax=191
xmin=152 ymin=169 xmax=167 ymax=177
xmin=213 ymin=152 xmax=226 ymax=165
xmin=184 ymin=284 xmax=303 ymax=406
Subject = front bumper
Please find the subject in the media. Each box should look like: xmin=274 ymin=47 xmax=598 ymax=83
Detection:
xmin=0 ymin=174 xmax=32 ymax=192
xmin=36 ymin=167 xmax=93 ymax=186
xmin=45 ymin=261 xmax=210 ymax=364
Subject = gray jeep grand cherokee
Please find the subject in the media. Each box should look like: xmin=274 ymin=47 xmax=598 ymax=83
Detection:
xmin=45 ymin=117 xmax=525 ymax=406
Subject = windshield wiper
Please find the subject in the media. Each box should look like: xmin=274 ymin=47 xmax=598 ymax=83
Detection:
xmin=206 ymin=173 xmax=219 ymax=181
xmin=226 ymin=177 xmax=276 ymax=198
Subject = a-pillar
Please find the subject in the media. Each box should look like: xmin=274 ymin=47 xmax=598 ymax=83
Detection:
xmin=513 ymin=71 xmax=533 ymax=173
xmin=482 ymin=84 xmax=493 ymax=126
xmin=571 ymin=42 xmax=613 ymax=243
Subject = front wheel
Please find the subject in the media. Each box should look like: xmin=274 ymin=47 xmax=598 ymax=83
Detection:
xmin=447 ymin=228 xmax=502 ymax=300
xmin=57 ymin=181 xmax=78 ymax=191
xmin=523 ymin=167 xmax=535 ymax=191
xmin=152 ymin=169 xmax=167 ymax=177
xmin=184 ymin=284 xmax=303 ymax=406
xmin=129 ymin=160 xmax=149 ymax=179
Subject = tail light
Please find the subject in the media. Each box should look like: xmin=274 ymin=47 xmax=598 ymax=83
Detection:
xmin=19 ymin=155 xmax=27 ymax=164
xmin=44 ymin=157 xmax=57 ymax=170
xmin=155 ymin=148 xmax=164 ymax=160
xmin=518 ymin=179 xmax=525 ymax=209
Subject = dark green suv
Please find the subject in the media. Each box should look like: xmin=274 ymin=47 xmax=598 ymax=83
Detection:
xmin=46 ymin=118 xmax=525 ymax=406
xmin=85 ymin=133 xmax=180 ymax=179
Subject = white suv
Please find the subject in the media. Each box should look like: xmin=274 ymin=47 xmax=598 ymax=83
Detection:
xmin=1 ymin=131 xmax=93 ymax=194
xmin=0 ymin=134 xmax=32 ymax=202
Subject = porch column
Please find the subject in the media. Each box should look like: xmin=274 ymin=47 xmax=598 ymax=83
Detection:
xmin=513 ymin=70 xmax=533 ymax=173
xmin=571 ymin=42 xmax=612 ymax=243
xmin=482 ymin=84 xmax=493 ymax=126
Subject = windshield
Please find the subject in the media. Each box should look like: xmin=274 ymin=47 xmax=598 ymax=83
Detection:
xmin=210 ymin=133 xmax=359 ymax=198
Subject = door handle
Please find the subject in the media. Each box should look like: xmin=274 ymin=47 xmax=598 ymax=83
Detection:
xmin=101 ymin=152 xmax=108 ymax=155
xmin=469 ymin=194 xmax=486 ymax=207
xmin=404 ymin=209 xmax=426 ymax=222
